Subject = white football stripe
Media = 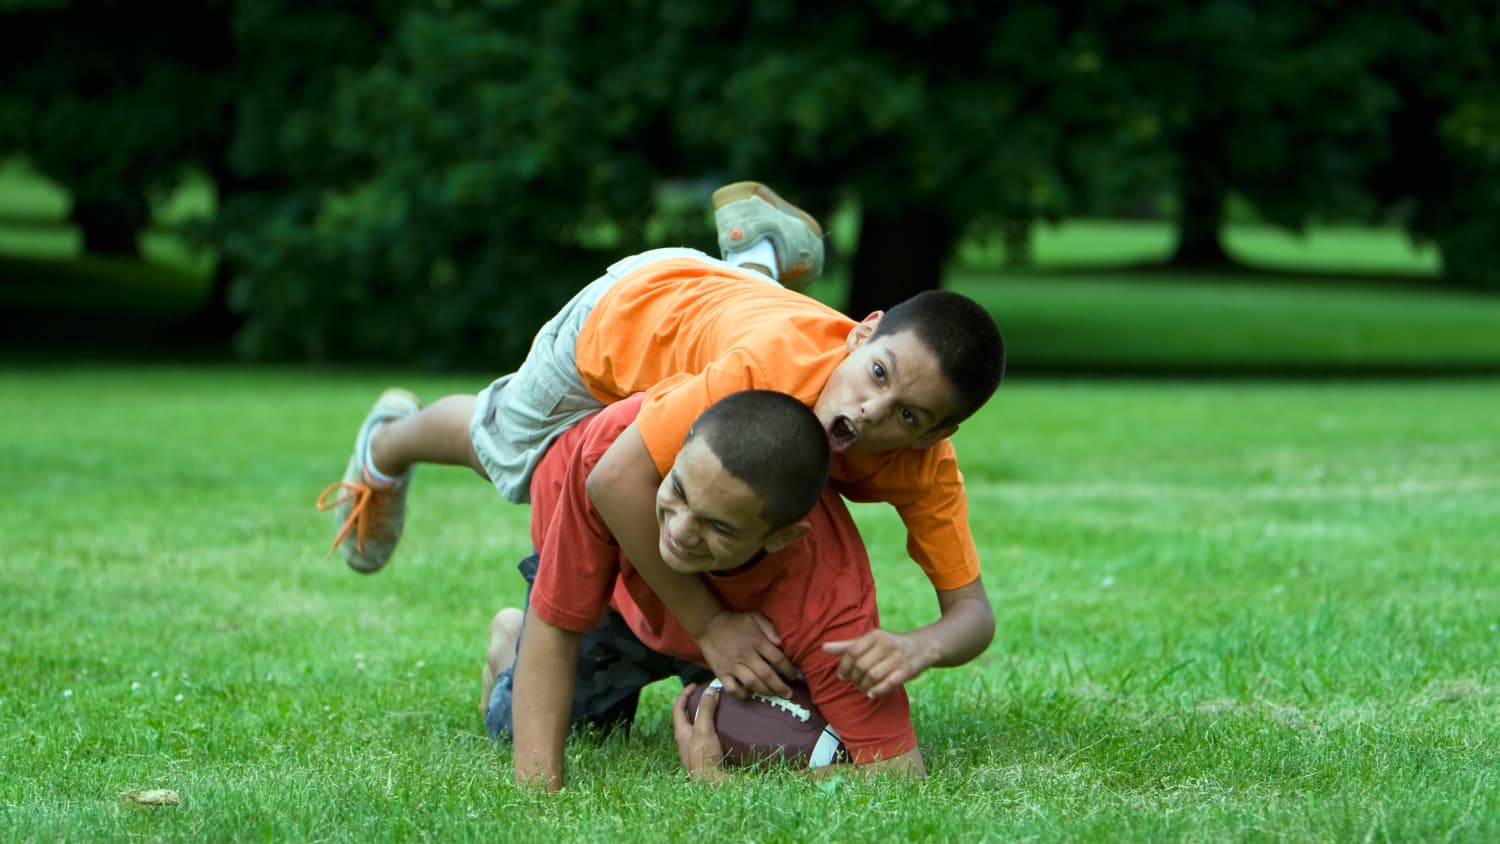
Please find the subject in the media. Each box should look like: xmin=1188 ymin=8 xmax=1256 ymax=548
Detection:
xmin=808 ymin=727 xmax=845 ymax=768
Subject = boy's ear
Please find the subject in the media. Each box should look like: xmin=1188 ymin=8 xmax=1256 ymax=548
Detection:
xmin=763 ymin=520 xmax=812 ymax=554
xmin=911 ymin=423 xmax=959 ymax=449
xmin=845 ymin=311 xmax=884 ymax=351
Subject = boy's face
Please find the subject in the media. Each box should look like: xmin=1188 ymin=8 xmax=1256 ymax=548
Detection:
xmin=654 ymin=437 xmax=808 ymax=575
xmin=814 ymin=319 xmax=961 ymax=455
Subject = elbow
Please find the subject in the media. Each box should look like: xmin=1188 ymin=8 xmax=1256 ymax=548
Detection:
xmin=584 ymin=461 xmax=616 ymax=510
xmin=976 ymin=601 xmax=997 ymax=648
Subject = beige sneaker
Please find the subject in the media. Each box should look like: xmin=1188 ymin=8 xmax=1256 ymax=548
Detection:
xmin=316 ymin=388 xmax=420 ymax=573
xmin=713 ymin=181 xmax=825 ymax=289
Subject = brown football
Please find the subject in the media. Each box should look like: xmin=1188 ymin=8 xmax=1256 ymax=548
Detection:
xmin=685 ymin=678 xmax=850 ymax=768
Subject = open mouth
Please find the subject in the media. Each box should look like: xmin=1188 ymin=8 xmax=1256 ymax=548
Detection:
xmin=827 ymin=416 xmax=858 ymax=452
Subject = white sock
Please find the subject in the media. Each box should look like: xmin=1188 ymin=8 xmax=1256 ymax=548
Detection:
xmin=724 ymin=236 xmax=780 ymax=283
xmin=357 ymin=419 xmax=401 ymax=487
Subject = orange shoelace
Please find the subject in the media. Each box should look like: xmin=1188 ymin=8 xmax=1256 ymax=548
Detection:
xmin=316 ymin=481 xmax=388 ymax=561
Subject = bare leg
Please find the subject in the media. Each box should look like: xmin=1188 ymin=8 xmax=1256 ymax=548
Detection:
xmin=369 ymin=394 xmax=488 ymax=480
xmin=481 ymin=607 xmax=525 ymax=713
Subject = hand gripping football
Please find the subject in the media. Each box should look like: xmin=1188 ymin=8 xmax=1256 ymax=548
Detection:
xmin=686 ymin=678 xmax=850 ymax=768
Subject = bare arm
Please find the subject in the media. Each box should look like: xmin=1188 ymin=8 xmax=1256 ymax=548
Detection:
xmin=509 ymin=611 xmax=580 ymax=792
xmin=585 ymin=423 xmax=796 ymax=697
xmin=823 ymin=576 xmax=995 ymax=698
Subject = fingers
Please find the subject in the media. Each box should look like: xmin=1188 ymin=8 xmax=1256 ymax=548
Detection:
xmin=672 ymin=683 xmax=697 ymax=730
xmin=672 ymin=683 xmax=697 ymax=767
xmin=824 ymin=630 xmax=919 ymax=697
xmin=747 ymin=612 xmax=783 ymax=647
xmin=694 ymin=682 xmax=721 ymax=737
xmin=764 ymin=650 xmax=798 ymax=690
xmin=701 ymin=612 xmax=794 ymax=698
xmin=743 ymin=613 xmax=795 ymax=687
xmin=717 ymin=673 xmax=748 ymax=700
xmin=856 ymin=652 xmax=915 ymax=699
xmin=864 ymin=671 xmax=908 ymax=700
xmin=758 ymin=667 xmax=794 ymax=699
xmin=825 ymin=632 xmax=876 ymax=682
xmin=746 ymin=652 xmax=794 ymax=698
xmin=728 ymin=662 xmax=792 ymax=698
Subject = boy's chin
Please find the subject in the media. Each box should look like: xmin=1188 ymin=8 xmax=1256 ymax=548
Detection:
xmin=659 ymin=544 xmax=710 ymax=574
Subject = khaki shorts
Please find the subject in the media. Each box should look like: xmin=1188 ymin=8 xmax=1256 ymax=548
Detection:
xmin=469 ymin=247 xmax=727 ymax=503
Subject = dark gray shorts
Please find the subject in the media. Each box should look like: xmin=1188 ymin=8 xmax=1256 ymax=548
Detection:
xmin=485 ymin=553 xmax=712 ymax=741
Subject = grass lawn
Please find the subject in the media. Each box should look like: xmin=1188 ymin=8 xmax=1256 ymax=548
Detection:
xmin=946 ymin=268 xmax=1500 ymax=374
xmin=3 ymin=367 xmax=1497 ymax=841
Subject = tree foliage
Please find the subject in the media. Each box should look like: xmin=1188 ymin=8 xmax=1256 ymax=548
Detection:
xmin=3 ymin=0 xmax=1498 ymax=365
xmin=0 ymin=0 xmax=233 ymax=254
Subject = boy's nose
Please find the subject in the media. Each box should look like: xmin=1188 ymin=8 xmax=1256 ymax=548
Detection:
xmin=666 ymin=513 xmax=701 ymax=545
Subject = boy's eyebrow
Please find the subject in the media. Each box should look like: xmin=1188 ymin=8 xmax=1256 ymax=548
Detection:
xmin=671 ymin=467 xmax=742 ymax=530
xmin=884 ymin=349 xmax=901 ymax=383
xmin=886 ymin=349 xmax=936 ymax=424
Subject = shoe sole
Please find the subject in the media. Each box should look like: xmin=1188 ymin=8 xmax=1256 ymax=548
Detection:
xmin=712 ymin=181 xmax=824 ymax=239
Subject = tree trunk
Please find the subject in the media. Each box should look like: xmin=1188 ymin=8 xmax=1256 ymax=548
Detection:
xmin=846 ymin=204 xmax=957 ymax=318
xmin=173 ymin=167 xmax=269 ymax=345
xmin=1169 ymin=123 xmax=1232 ymax=267
xmin=174 ymin=260 xmax=243 ymax=345
xmin=71 ymin=197 xmax=144 ymax=256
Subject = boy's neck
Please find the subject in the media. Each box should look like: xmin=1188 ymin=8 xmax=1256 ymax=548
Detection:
xmin=707 ymin=549 xmax=768 ymax=578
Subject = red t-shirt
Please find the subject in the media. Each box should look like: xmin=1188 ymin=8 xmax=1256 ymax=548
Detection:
xmin=573 ymin=256 xmax=981 ymax=591
xmin=527 ymin=394 xmax=917 ymax=762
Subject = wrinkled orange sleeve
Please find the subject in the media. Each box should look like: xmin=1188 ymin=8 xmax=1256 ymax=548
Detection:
xmin=631 ymin=352 xmax=829 ymax=476
xmin=832 ymin=441 xmax=980 ymax=591
xmin=574 ymin=257 xmax=845 ymax=476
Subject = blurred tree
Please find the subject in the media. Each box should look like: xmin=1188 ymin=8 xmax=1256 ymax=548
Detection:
xmin=0 ymin=0 xmax=233 ymax=256
xmin=201 ymin=0 xmax=405 ymax=347
xmin=216 ymin=2 xmax=708 ymax=366
xmin=676 ymin=2 xmax=1123 ymax=316
xmin=1365 ymin=4 xmax=1500 ymax=289
xmin=5 ymin=0 xmax=1495 ymax=365
xmin=1084 ymin=0 xmax=1400 ymax=267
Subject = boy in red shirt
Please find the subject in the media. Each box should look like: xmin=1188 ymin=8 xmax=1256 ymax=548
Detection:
xmin=319 ymin=183 xmax=1005 ymax=701
xmin=483 ymin=389 xmax=924 ymax=790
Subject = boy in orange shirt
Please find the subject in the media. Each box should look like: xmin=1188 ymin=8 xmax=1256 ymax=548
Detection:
xmin=318 ymin=183 xmax=1005 ymax=701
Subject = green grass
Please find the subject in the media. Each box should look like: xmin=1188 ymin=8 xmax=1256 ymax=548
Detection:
xmin=952 ymin=219 xmax=1442 ymax=276
xmin=793 ymin=265 xmax=1500 ymax=375
xmin=947 ymin=269 xmax=1500 ymax=373
xmin=4 ymin=367 xmax=1498 ymax=841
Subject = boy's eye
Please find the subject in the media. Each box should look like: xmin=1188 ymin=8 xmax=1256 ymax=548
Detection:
xmin=872 ymin=362 xmax=886 ymax=382
xmin=711 ymin=521 xmax=737 ymax=536
xmin=901 ymin=408 xmax=917 ymax=426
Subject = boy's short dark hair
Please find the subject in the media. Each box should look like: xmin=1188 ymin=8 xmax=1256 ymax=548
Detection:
xmin=872 ymin=291 xmax=1005 ymax=425
xmin=685 ymin=390 xmax=830 ymax=527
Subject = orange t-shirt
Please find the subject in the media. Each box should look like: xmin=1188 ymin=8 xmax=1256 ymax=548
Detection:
xmin=574 ymin=256 xmax=981 ymax=590
xmin=528 ymin=394 xmax=917 ymax=762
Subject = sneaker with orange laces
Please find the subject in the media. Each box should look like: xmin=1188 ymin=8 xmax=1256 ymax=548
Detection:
xmin=316 ymin=388 xmax=420 ymax=573
xmin=713 ymin=181 xmax=825 ymax=290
